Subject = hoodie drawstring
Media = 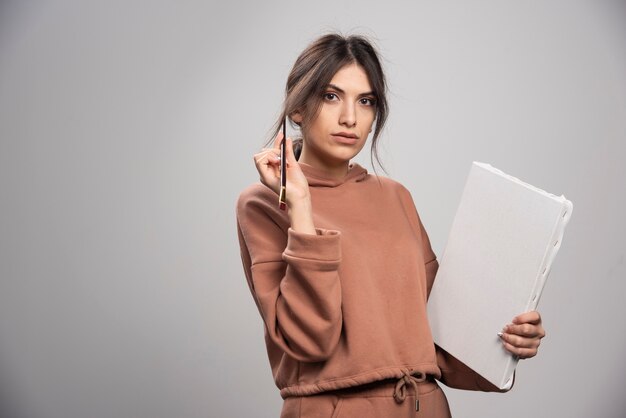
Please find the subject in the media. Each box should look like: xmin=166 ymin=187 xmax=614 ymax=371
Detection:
xmin=393 ymin=370 xmax=426 ymax=411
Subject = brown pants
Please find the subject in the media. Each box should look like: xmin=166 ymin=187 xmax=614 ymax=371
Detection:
xmin=280 ymin=377 xmax=452 ymax=418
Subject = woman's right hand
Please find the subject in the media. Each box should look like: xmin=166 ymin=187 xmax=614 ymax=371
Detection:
xmin=253 ymin=132 xmax=311 ymax=208
xmin=254 ymin=133 xmax=316 ymax=234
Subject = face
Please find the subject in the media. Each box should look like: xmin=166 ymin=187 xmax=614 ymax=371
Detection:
xmin=293 ymin=63 xmax=377 ymax=171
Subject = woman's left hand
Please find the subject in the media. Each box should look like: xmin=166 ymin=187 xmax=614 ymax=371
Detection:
xmin=499 ymin=311 xmax=545 ymax=359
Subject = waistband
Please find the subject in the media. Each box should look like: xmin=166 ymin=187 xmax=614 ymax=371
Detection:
xmin=327 ymin=371 xmax=437 ymax=411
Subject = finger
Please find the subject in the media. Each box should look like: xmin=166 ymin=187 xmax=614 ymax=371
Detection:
xmin=501 ymin=341 xmax=538 ymax=359
xmin=272 ymin=131 xmax=285 ymax=150
xmin=512 ymin=311 xmax=541 ymax=325
xmin=499 ymin=331 xmax=541 ymax=349
xmin=255 ymin=147 xmax=281 ymax=158
xmin=503 ymin=322 xmax=545 ymax=339
xmin=254 ymin=149 xmax=281 ymax=167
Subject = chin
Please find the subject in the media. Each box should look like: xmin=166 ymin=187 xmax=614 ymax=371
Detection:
xmin=329 ymin=150 xmax=361 ymax=164
xmin=335 ymin=144 xmax=366 ymax=158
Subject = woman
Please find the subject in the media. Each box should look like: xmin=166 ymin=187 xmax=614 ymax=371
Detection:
xmin=236 ymin=33 xmax=545 ymax=418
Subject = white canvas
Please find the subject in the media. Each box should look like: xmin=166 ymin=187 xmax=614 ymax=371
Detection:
xmin=427 ymin=162 xmax=573 ymax=389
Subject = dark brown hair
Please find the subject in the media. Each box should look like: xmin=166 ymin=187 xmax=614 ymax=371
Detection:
xmin=268 ymin=33 xmax=389 ymax=170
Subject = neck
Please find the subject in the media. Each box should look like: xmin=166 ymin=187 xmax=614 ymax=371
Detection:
xmin=299 ymin=152 xmax=350 ymax=180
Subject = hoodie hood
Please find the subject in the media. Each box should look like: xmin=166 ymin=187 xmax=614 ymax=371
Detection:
xmin=298 ymin=162 xmax=369 ymax=187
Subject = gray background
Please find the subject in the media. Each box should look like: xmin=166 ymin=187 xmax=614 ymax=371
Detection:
xmin=1 ymin=1 xmax=624 ymax=417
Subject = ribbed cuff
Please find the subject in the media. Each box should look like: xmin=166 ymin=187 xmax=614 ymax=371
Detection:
xmin=283 ymin=227 xmax=341 ymax=264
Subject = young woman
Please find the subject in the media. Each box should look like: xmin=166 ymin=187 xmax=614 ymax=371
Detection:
xmin=236 ymin=33 xmax=545 ymax=418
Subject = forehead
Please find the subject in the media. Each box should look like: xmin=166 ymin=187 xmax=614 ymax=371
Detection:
xmin=329 ymin=63 xmax=372 ymax=92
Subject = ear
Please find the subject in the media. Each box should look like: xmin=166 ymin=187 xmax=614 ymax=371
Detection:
xmin=290 ymin=110 xmax=303 ymax=125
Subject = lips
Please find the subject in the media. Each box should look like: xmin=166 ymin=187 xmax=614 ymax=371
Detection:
xmin=332 ymin=132 xmax=358 ymax=139
xmin=331 ymin=132 xmax=359 ymax=145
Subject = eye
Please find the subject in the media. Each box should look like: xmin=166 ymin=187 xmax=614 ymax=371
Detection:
xmin=359 ymin=97 xmax=377 ymax=106
xmin=323 ymin=92 xmax=339 ymax=101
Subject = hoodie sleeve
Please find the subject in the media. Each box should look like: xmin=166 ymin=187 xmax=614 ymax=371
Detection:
xmin=236 ymin=185 xmax=343 ymax=362
xmin=396 ymin=185 xmax=438 ymax=296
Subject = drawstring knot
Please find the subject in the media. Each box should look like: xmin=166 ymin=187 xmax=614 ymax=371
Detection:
xmin=393 ymin=370 xmax=426 ymax=409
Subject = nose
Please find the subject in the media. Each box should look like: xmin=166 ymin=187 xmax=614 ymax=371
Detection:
xmin=338 ymin=101 xmax=356 ymax=128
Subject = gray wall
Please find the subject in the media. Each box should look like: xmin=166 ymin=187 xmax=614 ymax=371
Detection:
xmin=1 ymin=1 xmax=624 ymax=417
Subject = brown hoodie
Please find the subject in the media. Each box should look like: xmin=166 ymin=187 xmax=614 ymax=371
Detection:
xmin=236 ymin=162 xmax=508 ymax=398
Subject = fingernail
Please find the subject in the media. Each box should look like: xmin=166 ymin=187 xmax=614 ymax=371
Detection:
xmin=497 ymin=332 xmax=504 ymax=338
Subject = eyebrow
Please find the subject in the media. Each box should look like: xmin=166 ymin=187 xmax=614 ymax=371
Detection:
xmin=326 ymin=83 xmax=375 ymax=97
